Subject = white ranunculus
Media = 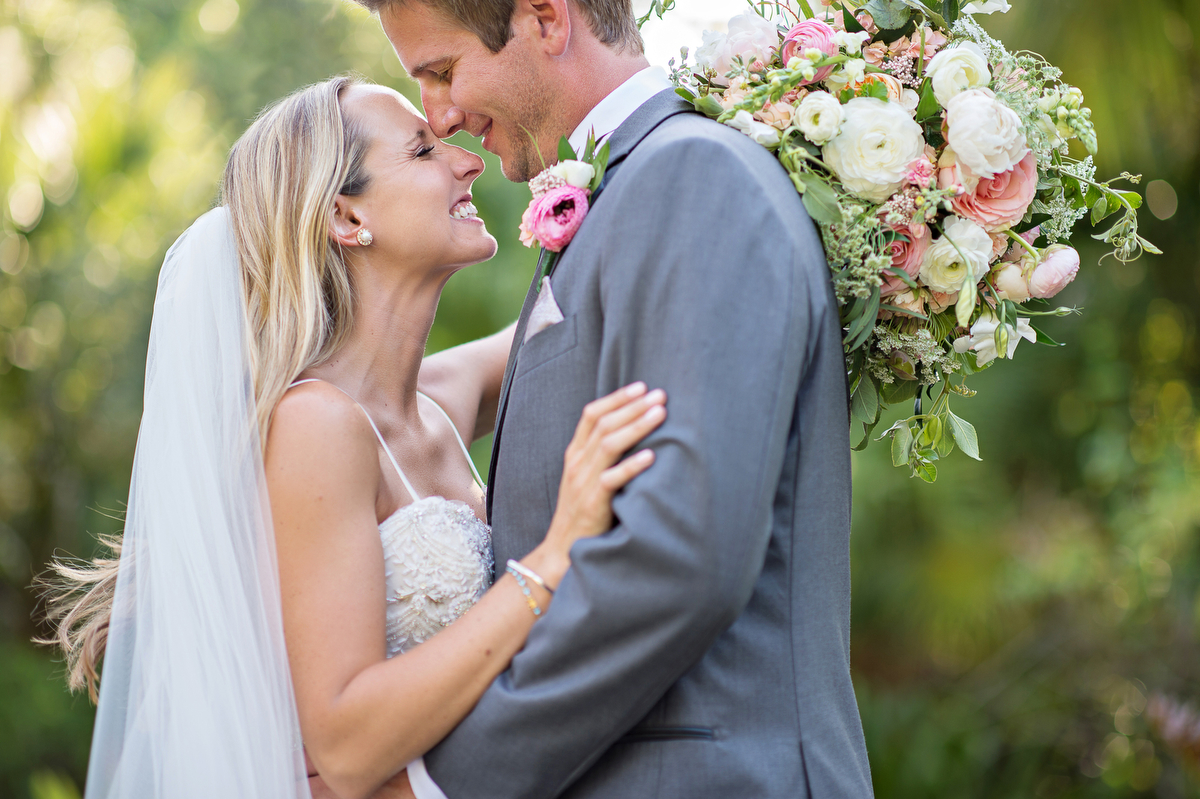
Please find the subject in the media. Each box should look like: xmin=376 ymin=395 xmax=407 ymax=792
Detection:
xmin=695 ymin=10 xmax=779 ymax=84
xmin=795 ymin=92 xmax=844 ymax=146
xmin=925 ymin=43 xmax=991 ymax=106
xmin=833 ymin=30 xmax=871 ymax=54
xmin=549 ymin=160 xmax=595 ymax=189
xmin=919 ymin=216 xmax=993 ymax=294
xmin=962 ymin=0 xmax=1012 ymax=14
xmin=822 ymin=97 xmax=925 ymax=203
xmin=725 ymin=109 xmax=781 ymax=147
xmin=991 ymin=259 xmax=1032 ymax=302
xmin=944 ymin=88 xmax=1028 ymax=179
xmin=953 ymin=312 xmax=1035 ymax=366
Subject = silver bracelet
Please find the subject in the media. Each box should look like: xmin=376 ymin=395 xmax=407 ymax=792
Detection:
xmin=506 ymin=558 xmax=554 ymax=595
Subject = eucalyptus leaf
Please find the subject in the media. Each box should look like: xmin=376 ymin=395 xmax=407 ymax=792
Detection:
xmin=946 ymin=410 xmax=981 ymax=460
xmin=864 ymin=0 xmax=912 ymax=30
xmin=801 ymin=176 xmax=844 ymax=225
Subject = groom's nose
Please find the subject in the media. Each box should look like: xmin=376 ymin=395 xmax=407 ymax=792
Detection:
xmin=422 ymin=89 xmax=467 ymax=140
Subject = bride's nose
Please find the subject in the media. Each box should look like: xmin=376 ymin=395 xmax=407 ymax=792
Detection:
xmin=453 ymin=147 xmax=484 ymax=183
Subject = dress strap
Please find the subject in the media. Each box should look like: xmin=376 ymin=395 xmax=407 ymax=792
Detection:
xmin=287 ymin=379 xmax=422 ymax=501
xmin=417 ymin=391 xmax=486 ymax=490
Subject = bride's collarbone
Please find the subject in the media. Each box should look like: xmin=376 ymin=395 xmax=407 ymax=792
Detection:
xmin=371 ymin=414 xmax=483 ymax=522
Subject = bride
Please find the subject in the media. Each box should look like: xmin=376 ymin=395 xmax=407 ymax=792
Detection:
xmin=42 ymin=75 xmax=666 ymax=799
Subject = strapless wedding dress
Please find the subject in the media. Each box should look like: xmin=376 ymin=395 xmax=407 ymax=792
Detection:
xmin=291 ymin=380 xmax=493 ymax=657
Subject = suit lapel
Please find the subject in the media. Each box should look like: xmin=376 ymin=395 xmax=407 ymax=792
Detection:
xmin=485 ymin=90 xmax=697 ymax=521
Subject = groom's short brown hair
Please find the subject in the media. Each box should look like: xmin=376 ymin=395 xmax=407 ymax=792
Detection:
xmin=359 ymin=0 xmax=643 ymax=55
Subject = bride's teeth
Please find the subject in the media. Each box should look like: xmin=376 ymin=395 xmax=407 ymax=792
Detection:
xmin=451 ymin=201 xmax=478 ymax=220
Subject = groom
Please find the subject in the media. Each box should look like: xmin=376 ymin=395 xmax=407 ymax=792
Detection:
xmin=364 ymin=1 xmax=873 ymax=796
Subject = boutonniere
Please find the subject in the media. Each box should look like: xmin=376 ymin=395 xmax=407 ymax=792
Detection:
xmin=519 ymin=131 xmax=610 ymax=285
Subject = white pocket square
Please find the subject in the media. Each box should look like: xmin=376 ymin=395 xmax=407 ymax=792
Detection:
xmin=524 ymin=277 xmax=565 ymax=343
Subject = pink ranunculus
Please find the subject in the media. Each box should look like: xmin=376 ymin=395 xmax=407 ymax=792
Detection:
xmin=525 ymin=185 xmax=589 ymax=253
xmin=942 ymin=151 xmax=1037 ymax=233
xmin=903 ymin=156 xmax=936 ymax=189
xmin=781 ymin=19 xmax=838 ymax=84
xmin=880 ymin=221 xmax=932 ymax=297
xmin=1028 ymin=245 xmax=1080 ymax=299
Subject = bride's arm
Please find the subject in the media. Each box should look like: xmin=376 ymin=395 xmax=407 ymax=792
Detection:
xmin=267 ymin=382 xmax=663 ymax=799
xmin=418 ymin=321 xmax=515 ymax=443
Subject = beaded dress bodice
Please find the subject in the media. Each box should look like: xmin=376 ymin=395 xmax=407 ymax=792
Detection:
xmin=290 ymin=381 xmax=493 ymax=658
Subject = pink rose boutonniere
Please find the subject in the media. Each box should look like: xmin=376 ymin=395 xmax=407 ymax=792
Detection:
xmin=520 ymin=132 xmax=610 ymax=285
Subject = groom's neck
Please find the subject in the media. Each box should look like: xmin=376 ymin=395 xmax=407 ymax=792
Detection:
xmin=553 ymin=39 xmax=650 ymax=139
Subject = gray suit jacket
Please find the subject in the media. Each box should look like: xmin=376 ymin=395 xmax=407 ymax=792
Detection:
xmin=424 ymin=90 xmax=873 ymax=799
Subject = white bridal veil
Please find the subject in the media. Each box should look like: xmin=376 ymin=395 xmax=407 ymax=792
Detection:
xmin=86 ymin=208 xmax=310 ymax=798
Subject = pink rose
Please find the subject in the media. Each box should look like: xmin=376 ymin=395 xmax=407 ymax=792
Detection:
xmin=1028 ymin=245 xmax=1079 ymax=299
xmin=863 ymin=42 xmax=888 ymax=66
xmin=929 ymin=291 xmax=959 ymax=314
xmin=522 ymin=185 xmax=589 ymax=253
xmin=907 ymin=28 xmax=947 ymax=63
xmin=781 ymin=19 xmax=838 ymax=84
xmin=880 ymin=221 xmax=931 ymax=296
xmin=941 ymin=151 xmax=1037 ymax=232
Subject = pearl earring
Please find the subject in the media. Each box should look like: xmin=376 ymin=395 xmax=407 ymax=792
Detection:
xmin=356 ymin=229 xmax=373 ymax=247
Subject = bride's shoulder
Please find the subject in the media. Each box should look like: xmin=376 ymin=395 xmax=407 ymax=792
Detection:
xmin=266 ymin=382 xmax=379 ymax=479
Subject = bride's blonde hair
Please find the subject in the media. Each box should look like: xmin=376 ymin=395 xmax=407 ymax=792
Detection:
xmin=38 ymin=75 xmax=373 ymax=699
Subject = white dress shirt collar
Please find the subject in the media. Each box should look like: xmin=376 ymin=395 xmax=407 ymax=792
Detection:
xmin=567 ymin=66 xmax=674 ymax=155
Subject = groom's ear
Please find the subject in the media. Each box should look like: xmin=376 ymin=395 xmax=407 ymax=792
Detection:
xmin=329 ymin=195 xmax=365 ymax=248
xmin=515 ymin=0 xmax=571 ymax=57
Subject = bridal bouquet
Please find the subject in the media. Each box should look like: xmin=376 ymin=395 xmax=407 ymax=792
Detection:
xmin=671 ymin=0 xmax=1156 ymax=481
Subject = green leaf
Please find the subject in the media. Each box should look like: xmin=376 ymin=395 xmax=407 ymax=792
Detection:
xmin=582 ymin=135 xmax=596 ymax=163
xmin=891 ymin=423 xmax=915 ymax=467
xmin=915 ymin=79 xmax=941 ymax=121
xmin=936 ymin=425 xmax=956 ymax=458
xmin=941 ymin=0 xmax=959 ymax=25
xmin=882 ymin=377 xmax=918 ymax=405
xmin=693 ymin=94 xmax=724 ymax=118
xmin=918 ymin=415 xmax=942 ymax=449
xmin=853 ymin=419 xmax=879 ymax=451
xmin=851 ymin=372 xmax=880 ymax=425
xmin=589 ymin=140 xmax=610 ymax=191
xmin=1083 ymin=183 xmax=1103 ymax=209
xmin=557 ymin=136 xmax=576 ymax=163
xmin=1090 ymin=196 xmax=1108 ymax=226
xmin=1030 ymin=323 xmax=1065 ymax=347
xmin=902 ymin=0 xmax=947 ymax=26
xmin=864 ymin=0 xmax=912 ymax=30
xmin=840 ymin=4 xmax=866 ymax=33
xmin=675 ymin=86 xmax=697 ymax=102
xmin=946 ymin=410 xmax=981 ymax=460
xmin=913 ymin=458 xmax=938 ymax=482
xmin=862 ymin=80 xmax=890 ymax=101
xmin=800 ymin=175 xmax=844 ymax=225
xmin=846 ymin=287 xmax=881 ymax=351
xmin=1118 ymin=190 xmax=1144 ymax=209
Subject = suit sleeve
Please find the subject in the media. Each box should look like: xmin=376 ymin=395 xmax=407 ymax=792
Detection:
xmin=425 ymin=133 xmax=832 ymax=798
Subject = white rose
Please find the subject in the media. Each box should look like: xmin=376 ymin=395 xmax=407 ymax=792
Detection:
xmin=925 ymin=43 xmax=991 ymax=106
xmin=549 ymin=160 xmax=595 ymax=189
xmin=833 ymin=30 xmax=870 ymax=54
xmin=953 ymin=311 xmax=1035 ymax=366
xmin=822 ymin=97 xmax=925 ymax=203
xmin=919 ymin=216 xmax=993 ymax=293
xmin=795 ymin=92 xmax=844 ymax=146
xmin=725 ymin=109 xmax=781 ymax=148
xmin=944 ymin=88 xmax=1028 ymax=179
xmin=695 ymin=10 xmax=779 ymax=83
xmin=962 ymin=0 xmax=1012 ymax=14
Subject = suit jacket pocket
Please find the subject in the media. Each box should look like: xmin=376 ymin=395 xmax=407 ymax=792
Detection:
xmin=514 ymin=314 xmax=578 ymax=381
xmin=616 ymin=726 xmax=715 ymax=744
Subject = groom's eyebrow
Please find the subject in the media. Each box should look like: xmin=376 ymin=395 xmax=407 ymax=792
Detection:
xmin=409 ymin=56 xmax=450 ymax=78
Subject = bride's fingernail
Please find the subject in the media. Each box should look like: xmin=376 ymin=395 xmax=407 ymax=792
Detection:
xmin=645 ymin=388 xmax=666 ymax=403
xmin=637 ymin=449 xmax=655 ymax=462
xmin=626 ymin=382 xmax=647 ymax=397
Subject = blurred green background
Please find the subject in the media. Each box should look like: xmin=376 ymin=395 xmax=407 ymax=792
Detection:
xmin=0 ymin=0 xmax=1197 ymax=796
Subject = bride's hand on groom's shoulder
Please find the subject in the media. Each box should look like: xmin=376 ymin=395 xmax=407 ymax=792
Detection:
xmin=542 ymin=383 xmax=666 ymax=561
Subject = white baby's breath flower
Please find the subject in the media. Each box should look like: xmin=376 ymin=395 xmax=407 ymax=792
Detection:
xmin=794 ymin=92 xmax=844 ymax=146
xmin=919 ymin=216 xmax=993 ymax=294
xmin=962 ymin=0 xmax=1012 ymax=15
xmin=944 ymin=88 xmax=1028 ymax=180
xmin=725 ymin=109 xmax=781 ymax=147
xmin=822 ymin=97 xmax=925 ymax=203
xmin=833 ymin=30 xmax=871 ymax=55
xmin=953 ymin=312 xmax=1035 ymax=366
xmin=695 ymin=9 xmax=779 ymax=84
xmin=925 ymin=43 xmax=991 ymax=106
xmin=548 ymin=160 xmax=595 ymax=189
